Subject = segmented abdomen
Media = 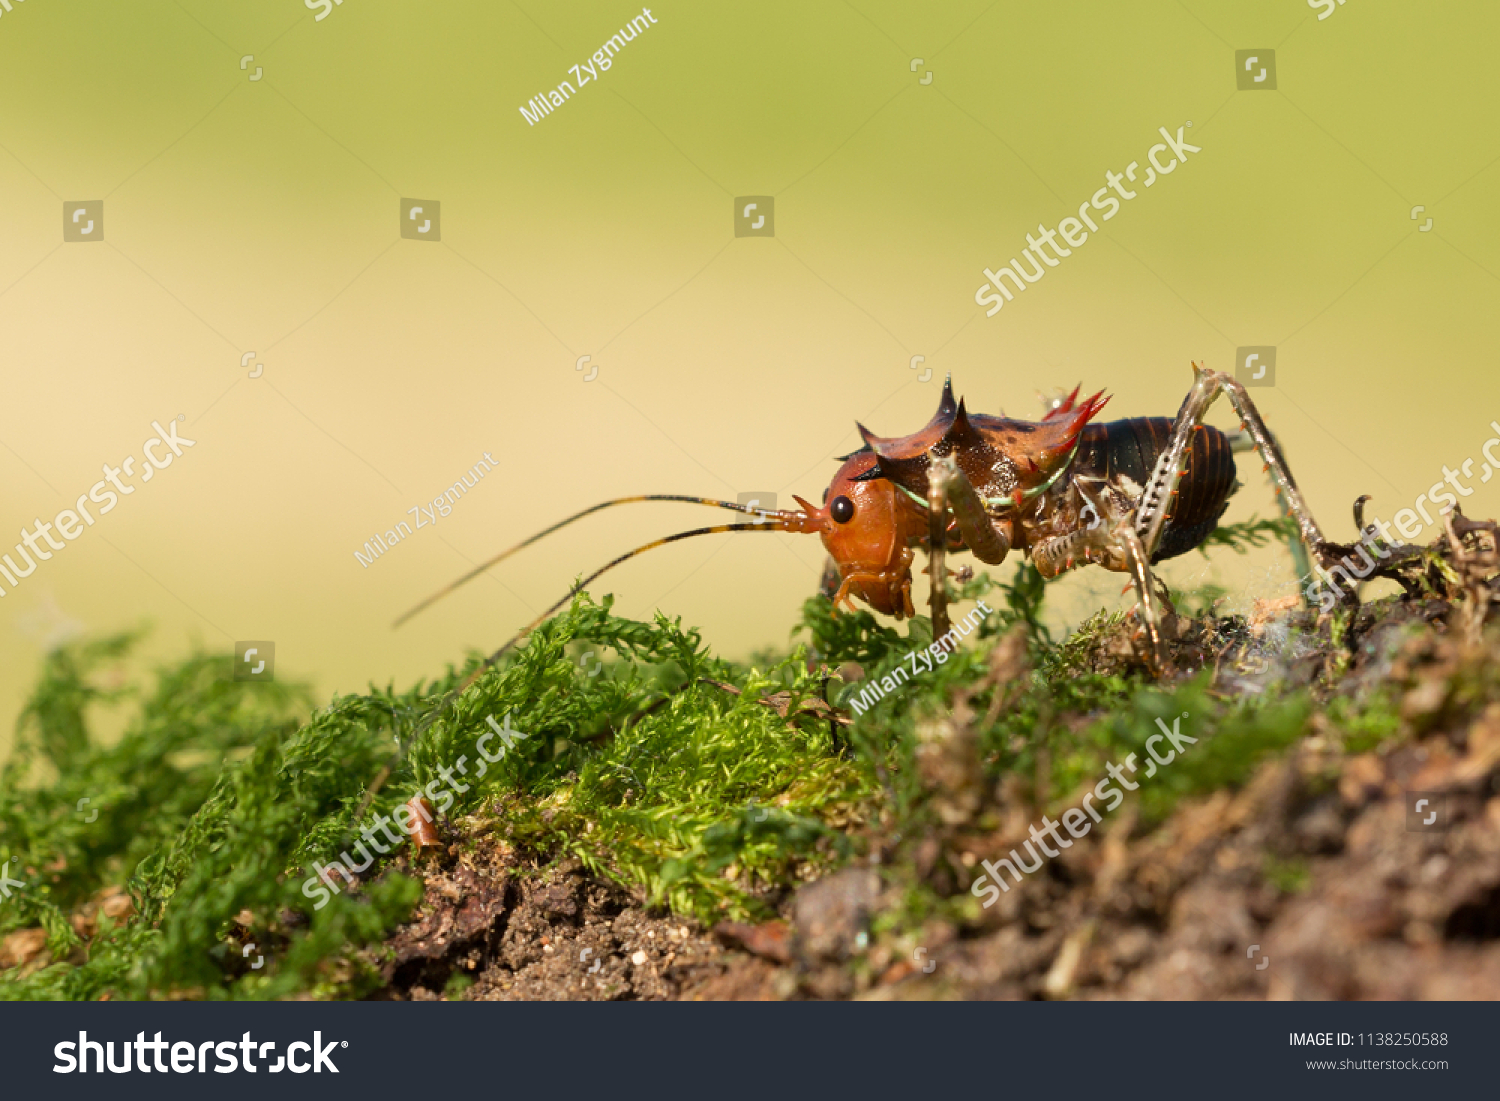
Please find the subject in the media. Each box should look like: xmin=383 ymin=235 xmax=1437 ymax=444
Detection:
xmin=1074 ymin=417 xmax=1238 ymax=562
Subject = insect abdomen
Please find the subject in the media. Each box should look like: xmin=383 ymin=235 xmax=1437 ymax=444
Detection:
xmin=1075 ymin=417 xmax=1238 ymax=562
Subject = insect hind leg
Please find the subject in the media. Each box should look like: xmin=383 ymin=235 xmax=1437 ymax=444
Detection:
xmin=1136 ymin=364 xmax=1328 ymax=568
xmin=1031 ymin=492 xmax=1170 ymax=674
xmin=1117 ymin=523 xmax=1169 ymax=674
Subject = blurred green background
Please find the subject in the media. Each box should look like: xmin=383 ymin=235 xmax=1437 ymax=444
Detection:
xmin=2 ymin=0 xmax=1497 ymax=755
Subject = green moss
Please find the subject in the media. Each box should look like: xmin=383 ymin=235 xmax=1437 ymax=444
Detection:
xmin=443 ymin=971 xmax=475 ymax=998
xmin=1263 ymin=855 xmax=1312 ymax=894
xmin=2 ymin=510 xmax=1424 ymax=999
xmin=1 ymin=594 xmax=879 ymax=998
xmin=1327 ymin=693 xmax=1402 ymax=755
xmin=1195 ymin=515 xmax=1296 ymax=556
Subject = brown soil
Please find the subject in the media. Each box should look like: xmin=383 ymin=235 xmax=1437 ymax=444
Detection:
xmin=366 ymin=625 xmax=1500 ymax=1001
xmin=371 ymin=520 xmax=1500 ymax=1001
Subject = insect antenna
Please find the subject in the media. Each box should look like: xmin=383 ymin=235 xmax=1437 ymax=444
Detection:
xmin=393 ymin=494 xmax=783 ymax=627
xmin=457 ymin=518 xmax=785 ymax=679
xmin=354 ymin=518 xmax=795 ymax=819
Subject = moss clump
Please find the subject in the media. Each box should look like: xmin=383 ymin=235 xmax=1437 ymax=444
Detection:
xmin=1 ymin=594 xmax=875 ymax=999
xmin=2 ymin=523 xmax=1452 ymax=999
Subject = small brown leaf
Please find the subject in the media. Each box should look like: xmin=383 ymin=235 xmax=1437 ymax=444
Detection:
xmin=407 ymin=796 xmax=442 ymax=854
xmin=713 ymin=920 xmax=793 ymax=964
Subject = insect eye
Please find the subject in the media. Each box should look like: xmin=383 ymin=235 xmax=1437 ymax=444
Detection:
xmin=830 ymin=495 xmax=855 ymax=524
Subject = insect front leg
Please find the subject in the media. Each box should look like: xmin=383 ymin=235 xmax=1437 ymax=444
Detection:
xmin=1031 ymin=482 xmax=1122 ymax=578
xmin=1032 ymin=487 xmax=1168 ymax=673
xmin=926 ymin=452 xmax=1013 ymax=639
xmin=926 ymin=462 xmax=949 ymax=640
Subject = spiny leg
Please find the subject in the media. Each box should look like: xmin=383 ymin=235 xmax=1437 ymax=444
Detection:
xmin=1033 ymin=489 xmax=1168 ymax=673
xmin=1114 ymin=524 xmax=1166 ymax=671
xmin=1123 ymin=363 xmax=1329 ymax=653
xmin=1228 ymin=429 xmax=1314 ymax=588
xmin=926 ymin=455 xmax=951 ymax=640
xmin=1136 ymin=365 xmax=1327 ymax=567
xmin=1031 ymin=482 xmax=1116 ymax=579
xmin=926 ymin=452 xmax=1015 ymax=638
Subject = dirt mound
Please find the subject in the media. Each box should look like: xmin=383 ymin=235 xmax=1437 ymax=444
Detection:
xmin=371 ymin=518 xmax=1500 ymax=1001
xmin=377 ymin=846 xmax=741 ymax=1001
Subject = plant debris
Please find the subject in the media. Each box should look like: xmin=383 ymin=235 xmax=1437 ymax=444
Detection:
xmin=1 ymin=509 xmax=1496 ymax=1000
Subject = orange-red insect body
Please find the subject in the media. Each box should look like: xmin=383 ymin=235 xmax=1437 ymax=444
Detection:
xmin=400 ymin=365 xmax=1320 ymax=693
xmin=800 ymin=379 xmax=1238 ymax=619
